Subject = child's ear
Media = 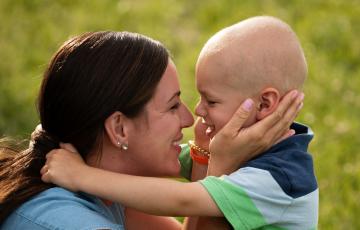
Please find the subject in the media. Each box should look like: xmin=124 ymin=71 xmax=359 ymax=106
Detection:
xmin=104 ymin=111 xmax=129 ymax=148
xmin=256 ymin=88 xmax=281 ymax=120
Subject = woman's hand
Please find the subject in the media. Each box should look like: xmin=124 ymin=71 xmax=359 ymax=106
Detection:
xmin=41 ymin=143 xmax=88 ymax=192
xmin=208 ymin=90 xmax=304 ymax=176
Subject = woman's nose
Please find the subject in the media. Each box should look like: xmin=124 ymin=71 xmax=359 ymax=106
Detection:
xmin=180 ymin=103 xmax=194 ymax=128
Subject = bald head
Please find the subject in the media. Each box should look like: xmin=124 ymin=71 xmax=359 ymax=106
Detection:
xmin=197 ymin=16 xmax=307 ymax=97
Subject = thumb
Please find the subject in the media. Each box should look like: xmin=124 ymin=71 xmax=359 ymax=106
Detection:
xmin=218 ymin=99 xmax=254 ymax=137
xmin=60 ymin=143 xmax=79 ymax=153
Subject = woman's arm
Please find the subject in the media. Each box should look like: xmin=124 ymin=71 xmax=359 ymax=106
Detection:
xmin=41 ymin=90 xmax=303 ymax=217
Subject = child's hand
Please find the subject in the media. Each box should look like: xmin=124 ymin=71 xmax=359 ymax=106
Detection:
xmin=41 ymin=143 xmax=88 ymax=192
xmin=194 ymin=117 xmax=210 ymax=151
xmin=208 ymin=90 xmax=303 ymax=176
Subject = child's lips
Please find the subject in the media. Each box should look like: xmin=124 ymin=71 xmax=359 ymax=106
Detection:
xmin=200 ymin=118 xmax=215 ymax=137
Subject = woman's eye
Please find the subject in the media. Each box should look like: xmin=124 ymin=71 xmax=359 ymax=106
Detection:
xmin=170 ymin=103 xmax=180 ymax=110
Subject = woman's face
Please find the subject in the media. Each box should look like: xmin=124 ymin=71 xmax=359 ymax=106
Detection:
xmin=125 ymin=60 xmax=194 ymax=177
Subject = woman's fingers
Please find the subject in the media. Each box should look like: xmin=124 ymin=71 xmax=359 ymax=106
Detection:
xmin=264 ymin=92 xmax=304 ymax=144
xmin=253 ymin=90 xmax=300 ymax=133
xmin=207 ymin=90 xmax=304 ymax=176
xmin=209 ymin=99 xmax=254 ymax=155
xmin=274 ymin=129 xmax=296 ymax=145
xmin=217 ymin=99 xmax=254 ymax=138
xmin=249 ymin=90 xmax=303 ymax=144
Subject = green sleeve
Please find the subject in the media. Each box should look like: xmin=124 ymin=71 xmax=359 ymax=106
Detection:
xmin=200 ymin=176 xmax=267 ymax=230
xmin=179 ymin=144 xmax=192 ymax=180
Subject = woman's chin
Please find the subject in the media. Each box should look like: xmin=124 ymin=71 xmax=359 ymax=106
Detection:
xmin=162 ymin=162 xmax=181 ymax=177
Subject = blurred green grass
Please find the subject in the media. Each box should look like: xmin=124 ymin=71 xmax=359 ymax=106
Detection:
xmin=0 ymin=0 xmax=359 ymax=228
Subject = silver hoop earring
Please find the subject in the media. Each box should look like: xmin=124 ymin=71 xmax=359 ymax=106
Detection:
xmin=121 ymin=143 xmax=128 ymax=151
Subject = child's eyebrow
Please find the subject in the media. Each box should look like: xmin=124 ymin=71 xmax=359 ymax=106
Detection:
xmin=198 ymin=89 xmax=208 ymax=96
xmin=199 ymin=90 xmax=215 ymax=99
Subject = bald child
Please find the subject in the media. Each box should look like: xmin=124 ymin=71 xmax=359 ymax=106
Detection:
xmin=39 ymin=16 xmax=316 ymax=230
xmin=192 ymin=16 xmax=318 ymax=229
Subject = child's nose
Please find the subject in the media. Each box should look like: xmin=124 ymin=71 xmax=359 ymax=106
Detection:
xmin=194 ymin=100 xmax=206 ymax=118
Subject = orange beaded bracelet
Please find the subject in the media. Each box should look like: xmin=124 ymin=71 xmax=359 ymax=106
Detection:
xmin=188 ymin=140 xmax=210 ymax=165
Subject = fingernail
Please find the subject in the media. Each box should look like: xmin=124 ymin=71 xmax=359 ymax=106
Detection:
xmin=298 ymin=93 xmax=304 ymax=101
xmin=291 ymin=90 xmax=299 ymax=99
xmin=243 ymin=99 xmax=253 ymax=111
xmin=297 ymin=102 xmax=304 ymax=111
xmin=289 ymin=129 xmax=296 ymax=136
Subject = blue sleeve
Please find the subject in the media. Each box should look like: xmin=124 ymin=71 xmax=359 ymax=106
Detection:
xmin=1 ymin=188 xmax=125 ymax=230
xmin=2 ymin=207 xmax=125 ymax=230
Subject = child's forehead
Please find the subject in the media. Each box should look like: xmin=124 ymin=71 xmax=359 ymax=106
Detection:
xmin=198 ymin=79 xmax=249 ymax=101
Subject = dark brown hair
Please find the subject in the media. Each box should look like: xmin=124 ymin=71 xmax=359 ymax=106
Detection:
xmin=0 ymin=31 xmax=169 ymax=221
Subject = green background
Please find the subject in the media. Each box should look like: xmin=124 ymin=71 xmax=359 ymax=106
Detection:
xmin=0 ymin=0 xmax=359 ymax=228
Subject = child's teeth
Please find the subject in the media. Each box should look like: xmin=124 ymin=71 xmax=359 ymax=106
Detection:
xmin=206 ymin=126 xmax=214 ymax=135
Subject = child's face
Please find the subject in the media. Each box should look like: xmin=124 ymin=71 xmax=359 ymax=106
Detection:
xmin=195 ymin=55 xmax=257 ymax=138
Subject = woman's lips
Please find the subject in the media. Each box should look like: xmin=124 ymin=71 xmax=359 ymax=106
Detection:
xmin=172 ymin=135 xmax=183 ymax=154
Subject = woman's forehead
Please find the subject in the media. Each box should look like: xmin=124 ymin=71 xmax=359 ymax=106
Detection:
xmin=148 ymin=61 xmax=180 ymax=108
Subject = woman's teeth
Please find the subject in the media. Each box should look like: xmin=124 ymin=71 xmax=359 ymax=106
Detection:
xmin=172 ymin=140 xmax=181 ymax=146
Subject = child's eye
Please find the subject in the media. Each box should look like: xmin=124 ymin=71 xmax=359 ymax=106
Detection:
xmin=206 ymin=100 xmax=217 ymax=106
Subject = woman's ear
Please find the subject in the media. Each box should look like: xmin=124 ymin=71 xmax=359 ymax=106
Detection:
xmin=256 ymin=88 xmax=281 ymax=120
xmin=104 ymin=111 xmax=129 ymax=149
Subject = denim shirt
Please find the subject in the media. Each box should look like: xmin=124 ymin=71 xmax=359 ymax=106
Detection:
xmin=1 ymin=187 xmax=125 ymax=230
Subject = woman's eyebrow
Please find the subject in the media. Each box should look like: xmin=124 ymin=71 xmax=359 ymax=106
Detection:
xmin=167 ymin=91 xmax=181 ymax=103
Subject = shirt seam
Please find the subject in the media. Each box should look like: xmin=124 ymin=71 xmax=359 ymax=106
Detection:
xmin=13 ymin=211 xmax=56 ymax=230
xmin=203 ymin=178 xmax=249 ymax=229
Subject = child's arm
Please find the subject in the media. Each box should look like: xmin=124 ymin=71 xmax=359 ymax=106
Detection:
xmin=41 ymin=90 xmax=303 ymax=217
xmin=183 ymin=120 xmax=232 ymax=230
xmin=43 ymin=151 xmax=222 ymax=216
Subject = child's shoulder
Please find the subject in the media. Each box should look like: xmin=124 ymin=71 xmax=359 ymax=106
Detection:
xmin=243 ymin=149 xmax=317 ymax=198
xmin=239 ymin=122 xmax=317 ymax=198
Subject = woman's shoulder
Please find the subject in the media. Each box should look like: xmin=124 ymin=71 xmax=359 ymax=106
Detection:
xmin=1 ymin=187 xmax=125 ymax=230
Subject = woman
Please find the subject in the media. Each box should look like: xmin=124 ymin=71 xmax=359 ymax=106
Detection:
xmin=0 ymin=31 xmax=301 ymax=230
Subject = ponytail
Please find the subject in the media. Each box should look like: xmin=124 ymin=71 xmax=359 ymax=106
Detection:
xmin=0 ymin=130 xmax=58 ymax=222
